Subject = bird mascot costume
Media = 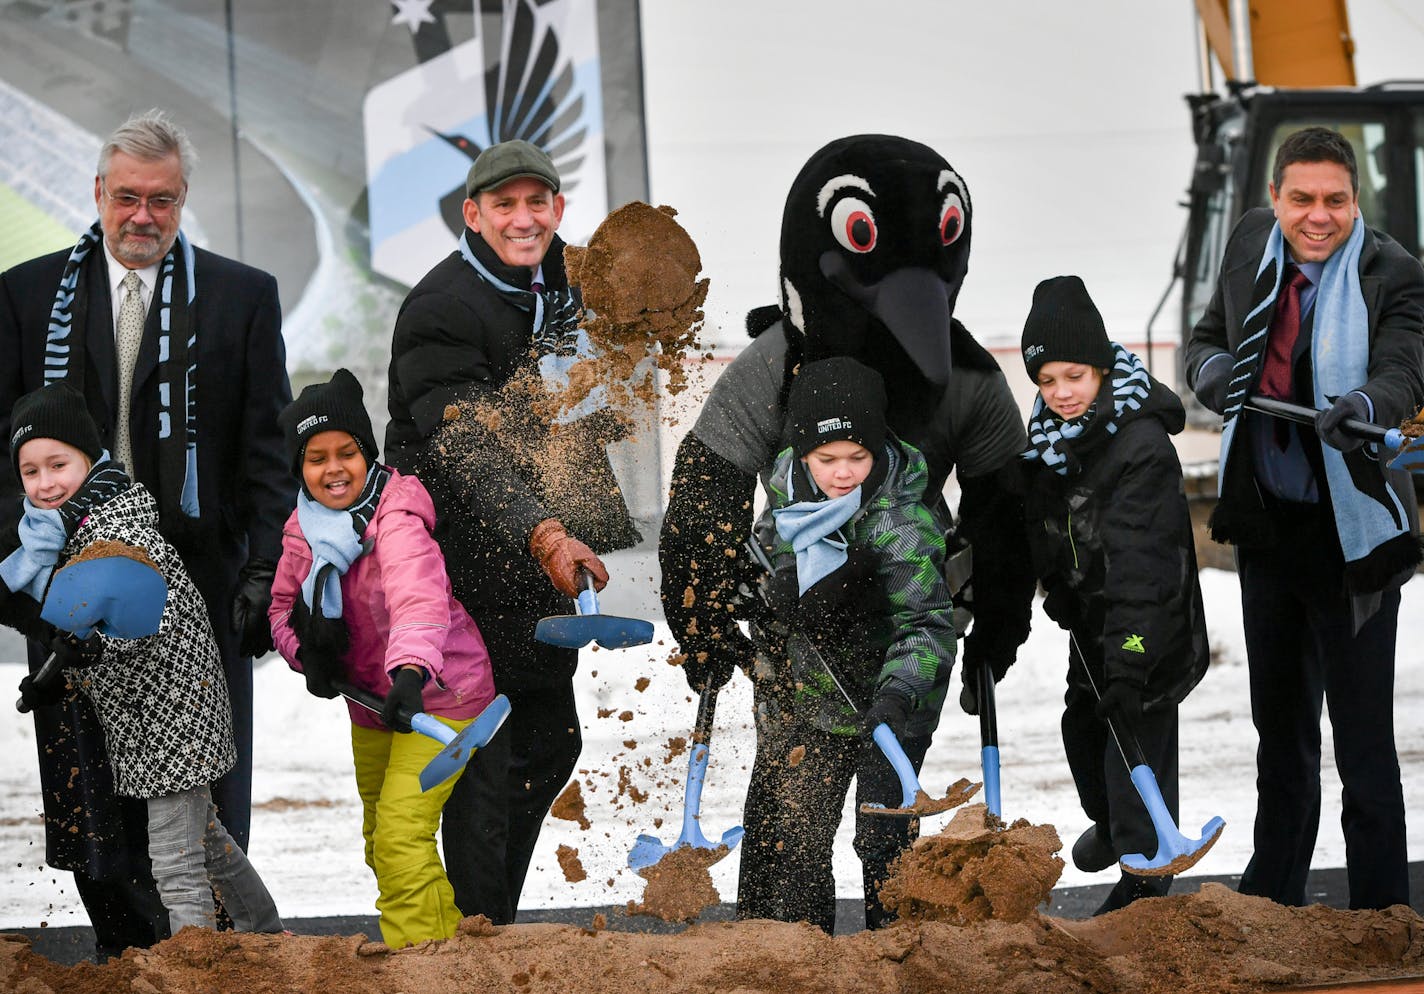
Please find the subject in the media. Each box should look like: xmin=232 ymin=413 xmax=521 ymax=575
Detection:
xmin=658 ymin=134 xmax=1036 ymax=927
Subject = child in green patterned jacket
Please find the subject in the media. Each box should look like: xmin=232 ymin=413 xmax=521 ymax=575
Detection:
xmin=737 ymin=356 xmax=958 ymax=934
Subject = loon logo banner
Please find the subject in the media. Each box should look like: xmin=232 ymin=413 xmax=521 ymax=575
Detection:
xmin=363 ymin=0 xmax=607 ymax=287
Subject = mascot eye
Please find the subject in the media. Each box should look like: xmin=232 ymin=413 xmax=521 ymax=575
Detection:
xmin=939 ymin=192 xmax=965 ymax=245
xmin=830 ymin=197 xmax=877 ymax=253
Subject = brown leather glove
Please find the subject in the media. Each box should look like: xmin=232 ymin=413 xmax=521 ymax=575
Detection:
xmin=529 ymin=518 xmax=609 ymax=598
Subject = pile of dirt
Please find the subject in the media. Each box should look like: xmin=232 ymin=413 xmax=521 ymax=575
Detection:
xmin=5 ymin=886 xmax=1421 ymax=994
xmin=880 ymin=804 xmax=1065 ymax=925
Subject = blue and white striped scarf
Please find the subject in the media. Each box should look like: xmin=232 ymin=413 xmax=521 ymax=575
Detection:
xmin=1023 ymin=342 xmax=1152 ymax=476
xmin=457 ymin=231 xmax=607 ymax=423
xmin=46 ymin=221 xmax=199 ymax=519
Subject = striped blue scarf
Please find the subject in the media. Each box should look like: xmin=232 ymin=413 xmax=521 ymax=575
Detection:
xmin=1023 ymin=342 xmax=1152 ymax=476
xmin=46 ymin=221 xmax=199 ymax=519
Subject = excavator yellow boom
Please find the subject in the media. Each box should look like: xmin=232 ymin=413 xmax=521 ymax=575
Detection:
xmin=1195 ymin=0 xmax=1355 ymax=87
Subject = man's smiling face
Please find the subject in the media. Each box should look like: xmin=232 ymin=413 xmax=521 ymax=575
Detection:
xmin=463 ymin=176 xmax=565 ymax=270
xmin=1270 ymin=160 xmax=1358 ymax=265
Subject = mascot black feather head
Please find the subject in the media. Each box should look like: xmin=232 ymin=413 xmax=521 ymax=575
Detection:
xmin=751 ymin=134 xmax=997 ymax=430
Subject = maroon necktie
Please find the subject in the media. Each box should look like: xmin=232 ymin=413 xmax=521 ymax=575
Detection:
xmin=531 ymin=281 xmax=544 ymax=294
xmin=1258 ymin=266 xmax=1310 ymax=401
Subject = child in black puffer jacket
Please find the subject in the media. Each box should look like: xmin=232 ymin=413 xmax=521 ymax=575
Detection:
xmin=1018 ymin=276 xmax=1210 ymax=915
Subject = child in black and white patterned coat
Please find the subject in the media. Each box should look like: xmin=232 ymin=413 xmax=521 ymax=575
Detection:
xmin=0 ymin=382 xmax=282 ymax=938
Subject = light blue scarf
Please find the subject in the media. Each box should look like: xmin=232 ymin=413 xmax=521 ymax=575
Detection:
xmin=296 ymin=464 xmax=388 ymax=618
xmin=1217 ymin=218 xmax=1408 ymax=568
xmin=0 ymin=502 xmax=67 ymax=602
xmin=772 ymin=469 xmax=861 ymax=595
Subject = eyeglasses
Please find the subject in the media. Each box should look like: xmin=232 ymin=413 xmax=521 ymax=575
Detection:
xmin=101 ymin=183 xmax=184 ymax=217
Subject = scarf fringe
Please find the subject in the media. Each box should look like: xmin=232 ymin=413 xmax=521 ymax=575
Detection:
xmin=1345 ymin=532 xmax=1422 ymax=593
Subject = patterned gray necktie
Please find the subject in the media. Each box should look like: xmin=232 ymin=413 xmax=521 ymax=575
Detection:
xmin=114 ymin=270 xmax=145 ymax=474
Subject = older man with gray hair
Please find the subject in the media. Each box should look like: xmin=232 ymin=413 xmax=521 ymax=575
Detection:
xmin=0 ymin=109 xmax=293 ymax=958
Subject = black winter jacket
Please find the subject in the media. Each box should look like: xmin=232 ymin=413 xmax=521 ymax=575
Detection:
xmin=1023 ymin=376 xmax=1209 ymax=709
xmin=384 ymin=229 xmax=639 ymax=625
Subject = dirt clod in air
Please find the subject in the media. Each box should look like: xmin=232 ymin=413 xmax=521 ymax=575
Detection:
xmin=560 ymin=202 xmax=710 ymax=415
xmin=551 ymin=780 xmax=590 ymax=830
xmin=787 ymin=745 xmax=806 ymax=768
xmin=627 ymin=844 xmax=728 ymax=923
xmin=880 ymin=803 xmax=1063 ymax=925
xmin=556 ymin=844 xmax=587 ymax=883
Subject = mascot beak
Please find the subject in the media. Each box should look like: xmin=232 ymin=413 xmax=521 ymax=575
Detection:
xmin=820 ymin=253 xmax=954 ymax=387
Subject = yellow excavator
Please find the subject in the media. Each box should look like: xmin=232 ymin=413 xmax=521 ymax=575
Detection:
xmin=1155 ymin=0 xmax=1424 ymax=416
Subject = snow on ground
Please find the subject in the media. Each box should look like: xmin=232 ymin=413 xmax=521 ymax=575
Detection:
xmin=2 ymin=568 xmax=1422 ymax=928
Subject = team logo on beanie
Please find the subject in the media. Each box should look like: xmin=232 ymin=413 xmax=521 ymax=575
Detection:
xmin=1024 ymin=344 xmax=1045 ymax=360
xmin=817 ymin=417 xmax=851 ymax=436
xmin=296 ymin=414 xmax=329 ymax=435
xmin=10 ymin=424 xmax=32 ymax=449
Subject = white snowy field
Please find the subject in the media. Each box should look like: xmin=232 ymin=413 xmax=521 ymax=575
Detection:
xmin=2 ymin=567 xmax=1422 ymax=929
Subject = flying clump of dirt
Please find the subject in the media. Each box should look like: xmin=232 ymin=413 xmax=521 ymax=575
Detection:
xmin=879 ymin=804 xmax=1065 ymax=925
xmin=556 ymin=845 xmax=587 ymax=884
xmin=551 ymin=780 xmax=591 ymax=831
xmin=559 ymin=201 xmax=711 ymax=416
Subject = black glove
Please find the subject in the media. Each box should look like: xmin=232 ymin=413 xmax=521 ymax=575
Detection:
xmin=1193 ymin=355 xmax=1232 ymax=415
xmin=1315 ymin=392 xmax=1371 ymax=453
xmin=1095 ymin=677 xmax=1144 ymax=725
xmin=958 ymin=655 xmax=1012 ymax=715
xmin=1041 ymin=585 xmax=1081 ymax=632
xmin=295 ymin=647 xmax=342 ymax=700
xmin=232 ymin=556 xmax=278 ymax=658
xmin=17 ymin=671 xmax=67 ymax=711
xmin=679 ymin=621 xmax=754 ymax=692
xmin=381 ymin=667 xmax=426 ymax=733
xmin=51 ymin=631 xmax=104 ymax=670
xmin=861 ymin=690 xmax=912 ymax=741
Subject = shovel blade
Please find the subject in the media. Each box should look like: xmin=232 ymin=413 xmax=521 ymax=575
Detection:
xmin=627 ymin=828 xmax=744 ymax=874
xmin=418 ymin=694 xmax=512 ymax=792
xmin=41 ymin=555 xmax=167 ymax=639
xmin=535 ymin=614 xmax=655 ymax=649
xmin=627 ymin=833 xmax=671 ymax=872
xmin=1387 ymin=439 xmax=1424 ymax=473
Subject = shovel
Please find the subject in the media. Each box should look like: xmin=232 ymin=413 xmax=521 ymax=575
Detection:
xmin=1246 ymin=396 xmax=1424 ymax=472
xmin=334 ymin=679 xmax=512 ymax=792
xmin=17 ymin=552 xmax=169 ymax=713
xmin=977 ymin=661 xmax=1003 ymax=819
xmin=535 ymin=571 xmax=654 ymax=649
xmin=627 ymin=684 xmax=744 ymax=872
xmin=795 ymin=634 xmax=978 ymax=819
xmin=1069 ymin=632 xmax=1224 ymax=876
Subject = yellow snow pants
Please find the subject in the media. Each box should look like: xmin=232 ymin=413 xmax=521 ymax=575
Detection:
xmin=351 ymin=715 xmax=472 ymax=948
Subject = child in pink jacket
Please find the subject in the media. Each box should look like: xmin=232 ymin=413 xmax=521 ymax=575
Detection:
xmin=268 ymin=369 xmax=495 ymax=948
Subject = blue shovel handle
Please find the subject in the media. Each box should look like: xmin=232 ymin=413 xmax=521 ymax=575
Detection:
xmin=675 ymin=742 xmax=713 ymax=848
xmin=977 ymin=660 xmax=1002 ymax=818
xmin=871 ymin=723 xmax=922 ymax=810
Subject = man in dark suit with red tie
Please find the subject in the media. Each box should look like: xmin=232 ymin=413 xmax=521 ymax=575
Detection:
xmin=0 ymin=109 xmax=293 ymax=957
xmin=1186 ymin=126 xmax=1424 ymax=911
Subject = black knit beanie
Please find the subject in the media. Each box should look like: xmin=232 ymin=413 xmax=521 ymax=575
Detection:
xmin=784 ymin=357 xmax=888 ymax=459
xmin=9 ymin=381 xmax=104 ymax=475
xmin=1020 ymin=275 xmax=1114 ymax=380
xmin=279 ymin=368 xmax=379 ymax=475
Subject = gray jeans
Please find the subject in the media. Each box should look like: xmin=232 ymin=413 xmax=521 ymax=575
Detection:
xmin=146 ymin=785 xmax=282 ymax=934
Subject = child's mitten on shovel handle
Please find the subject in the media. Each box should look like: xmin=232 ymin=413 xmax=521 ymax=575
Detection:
xmin=381 ymin=665 xmax=426 ymax=733
xmin=861 ymin=689 xmax=912 ymax=741
xmin=530 ymin=518 xmax=608 ymax=598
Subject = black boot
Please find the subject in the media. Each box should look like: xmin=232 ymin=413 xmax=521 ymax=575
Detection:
xmin=1071 ymin=823 xmax=1116 ymax=873
xmin=1092 ymin=872 xmax=1172 ymax=916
